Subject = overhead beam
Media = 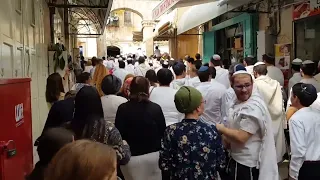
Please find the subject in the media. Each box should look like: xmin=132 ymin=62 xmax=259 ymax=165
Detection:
xmin=48 ymin=3 xmax=110 ymax=9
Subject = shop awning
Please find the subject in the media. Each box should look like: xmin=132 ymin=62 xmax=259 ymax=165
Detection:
xmin=48 ymin=0 xmax=113 ymax=36
xmin=177 ymin=0 xmax=252 ymax=35
xmin=153 ymin=9 xmax=177 ymax=40
xmin=152 ymin=0 xmax=214 ymax=20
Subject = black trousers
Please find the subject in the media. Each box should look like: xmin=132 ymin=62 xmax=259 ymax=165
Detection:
xmin=298 ymin=161 xmax=320 ymax=180
xmin=224 ymin=159 xmax=259 ymax=180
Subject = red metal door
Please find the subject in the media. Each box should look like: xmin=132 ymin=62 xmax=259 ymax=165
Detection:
xmin=0 ymin=79 xmax=33 ymax=180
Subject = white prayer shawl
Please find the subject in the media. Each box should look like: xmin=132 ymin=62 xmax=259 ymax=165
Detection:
xmin=125 ymin=64 xmax=135 ymax=74
xmin=245 ymin=65 xmax=255 ymax=80
xmin=170 ymin=78 xmax=187 ymax=90
xmin=188 ymin=76 xmax=201 ymax=88
xmin=215 ymin=66 xmax=230 ymax=89
xmin=254 ymin=75 xmax=286 ymax=163
xmin=134 ymin=63 xmax=150 ymax=77
xmin=229 ymin=92 xmax=279 ymax=180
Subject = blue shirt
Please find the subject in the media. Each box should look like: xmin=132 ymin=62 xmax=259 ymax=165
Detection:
xmin=159 ymin=119 xmax=226 ymax=179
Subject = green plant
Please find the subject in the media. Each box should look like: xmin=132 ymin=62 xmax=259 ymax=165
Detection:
xmin=50 ymin=43 xmax=65 ymax=72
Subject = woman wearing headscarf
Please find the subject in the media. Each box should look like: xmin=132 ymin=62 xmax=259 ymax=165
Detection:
xmin=92 ymin=63 xmax=109 ymax=96
xmin=27 ymin=128 xmax=74 ymax=180
xmin=46 ymin=73 xmax=65 ymax=109
xmin=71 ymin=86 xmax=130 ymax=165
xmin=159 ymin=86 xmax=225 ymax=179
xmin=101 ymin=75 xmax=128 ymax=124
xmin=115 ymin=76 xmax=166 ymax=180
xmin=288 ymin=83 xmax=320 ymax=180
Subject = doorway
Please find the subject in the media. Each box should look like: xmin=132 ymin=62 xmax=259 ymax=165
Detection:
xmin=107 ymin=46 xmax=120 ymax=57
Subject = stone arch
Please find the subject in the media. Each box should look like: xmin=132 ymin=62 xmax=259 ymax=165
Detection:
xmin=111 ymin=0 xmax=158 ymax=20
xmin=110 ymin=8 xmax=143 ymax=20
xmin=107 ymin=46 xmax=121 ymax=57
xmin=106 ymin=42 xmax=123 ymax=53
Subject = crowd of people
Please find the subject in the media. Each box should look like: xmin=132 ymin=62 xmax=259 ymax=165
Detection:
xmin=30 ymin=52 xmax=320 ymax=180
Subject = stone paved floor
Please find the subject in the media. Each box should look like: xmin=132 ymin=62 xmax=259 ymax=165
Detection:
xmin=279 ymin=161 xmax=289 ymax=179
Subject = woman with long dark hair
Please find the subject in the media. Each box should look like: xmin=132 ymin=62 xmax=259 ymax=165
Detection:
xmin=46 ymin=73 xmax=65 ymax=109
xmin=115 ymin=76 xmax=166 ymax=180
xmin=71 ymin=86 xmax=130 ymax=165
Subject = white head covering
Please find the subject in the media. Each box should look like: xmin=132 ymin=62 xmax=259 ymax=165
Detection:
xmin=302 ymin=60 xmax=314 ymax=65
xmin=247 ymin=55 xmax=254 ymax=58
xmin=253 ymin=62 xmax=266 ymax=67
xmin=163 ymin=60 xmax=169 ymax=65
xmin=212 ymin=54 xmax=221 ymax=61
xmin=232 ymin=70 xmax=251 ymax=76
xmin=292 ymin=58 xmax=302 ymax=65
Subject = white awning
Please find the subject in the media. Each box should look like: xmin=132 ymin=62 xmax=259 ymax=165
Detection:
xmin=177 ymin=0 xmax=252 ymax=35
xmin=153 ymin=9 xmax=177 ymax=37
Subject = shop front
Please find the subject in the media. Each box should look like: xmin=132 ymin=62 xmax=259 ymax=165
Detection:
xmin=176 ymin=0 xmax=254 ymax=63
xmin=203 ymin=13 xmax=258 ymax=66
xmin=293 ymin=1 xmax=320 ymax=62
xmin=153 ymin=10 xmax=177 ymax=58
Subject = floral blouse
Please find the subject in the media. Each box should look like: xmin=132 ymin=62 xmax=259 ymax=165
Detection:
xmin=159 ymin=119 xmax=226 ymax=180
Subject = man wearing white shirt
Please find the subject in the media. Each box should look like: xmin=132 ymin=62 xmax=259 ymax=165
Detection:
xmin=221 ymin=63 xmax=247 ymax=124
xmin=170 ymin=61 xmax=187 ymax=90
xmin=196 ymin=65 xmax=226 ymax=125
xmin=134 ymin=56 xmax=150 ymax=76
xmin=154 ymin=46 xmax=161 ymax=58
xmin=187 ymin=59 xmax=201 ymax=87
xmin=125 ymin=58 xmax=135 ymax=74
xmin=209 ymin=54 xmax=230 ymax=88
xmin=113 ymin=61 xmax=129 ymax=84
xmin=262 ymin=54 xmax=284 ymax=87
xmin=288 ymin=59 xmax=303 ymax=93
xmin=149 ymin=68 xmax=183 ymax=126
xmin=243 ymin=55 xmax=255 ymax=79
xmin=288 ymin=83 xmax=320 ymax=180
xmin=216 ymin=70 xmax=279 ymax=180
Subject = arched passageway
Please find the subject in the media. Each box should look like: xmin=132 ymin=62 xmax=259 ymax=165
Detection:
xmin=107 ymin=46 xmax=121 ymax=57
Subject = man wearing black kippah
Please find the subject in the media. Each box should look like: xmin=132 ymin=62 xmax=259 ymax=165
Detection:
xmin=288 ymin=83 xmax=320 ymax=180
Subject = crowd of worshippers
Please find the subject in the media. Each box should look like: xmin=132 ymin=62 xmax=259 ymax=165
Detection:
xmin=29 ymin=53 xmax=320 ymax=180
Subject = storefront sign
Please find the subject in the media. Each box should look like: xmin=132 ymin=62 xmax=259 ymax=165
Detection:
xmin=293 ymin=2 xmax=320 ymax=20
xmin=310 ymin=0 xmax=320 ymax=9
xmin=152 ymin=0 xmax=180 ymax=20
xmin=275 ymin=43 xmax=291 ymax=87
